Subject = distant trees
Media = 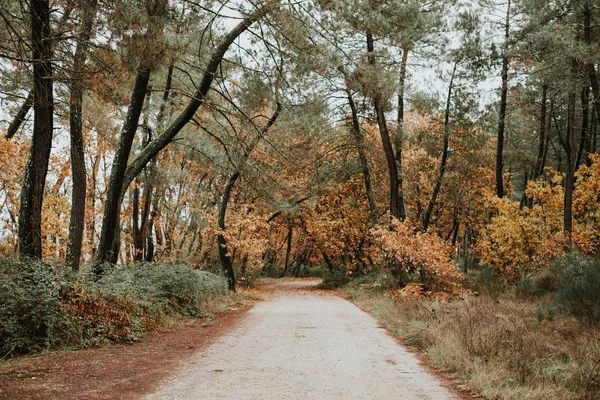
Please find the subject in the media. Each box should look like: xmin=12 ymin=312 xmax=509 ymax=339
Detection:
xmin=2 ymin=0 xmax=600 ymax=290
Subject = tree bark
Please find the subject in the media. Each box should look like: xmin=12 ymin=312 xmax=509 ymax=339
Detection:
xmin=5 ymin=93 xmax=33 ymax=140
xmin=564 ymin=58 xmax=577 ymax=243
xmin=534 ymin=84 xmax=548 ymax=179
xmin=577 ymin=85 xmax=590 ymax=170
xmin=341 ymin=72 xmax=377 ymax=225
xmin=279 ymin=223 xmax=293 ymax=278
xmin=366 ymin=31 xmax=400 ymax=220
xmin=18 ymin=0 xmax=54 ymax=259
xmin=66 ymin=0 xmax=97 ymax=271
xmin=217 ymin=172 xmax=240 ymax=291
xmin=396 ymin=47 xmax=409 ymax=220
xmin=423 ymin=63 xmax=456 ymax=231
xmin=94 ymin=67 xmax=151 ymax=270
xmin=496 ymin=0 xmax=511 ymax=198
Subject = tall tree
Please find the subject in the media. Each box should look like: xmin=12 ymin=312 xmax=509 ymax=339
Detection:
xmin=94 ymin=5 xmax=273 ymax=269
xmin=66 ymin=0 xmax=98 ymax=270
xmin=18 ymin=0 xmax=54 ymax=259
xmin=495 ymin=0 xmax=512 ymax=198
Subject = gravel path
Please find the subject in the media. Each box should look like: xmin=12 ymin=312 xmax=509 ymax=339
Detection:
xmin=146 ymin=281 xmax=456 ymax=400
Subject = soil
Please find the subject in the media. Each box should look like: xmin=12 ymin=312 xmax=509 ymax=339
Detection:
xmin=0 ymin=300 xmax=253 ymax=400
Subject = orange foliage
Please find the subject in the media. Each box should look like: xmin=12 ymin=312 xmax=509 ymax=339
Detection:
xmin=374 ymin=219 xmax=463 ymax=294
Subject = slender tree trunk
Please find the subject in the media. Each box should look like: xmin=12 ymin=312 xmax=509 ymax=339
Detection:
xmin=5 ymin=93 xmax=33 ymax=140
xmin=564 ymin=59 xmax=577 ymax=243
xmin=591 ymin=107 xmax=597 ymax=155
xmin=496 ymin=0 xmax=511 ymax=198
xmin=94 ymin=67 xmax=151 ymax=270
xmin=519 ymin=171 xmax=530 ymax=209
xmin=585 ymin=6 xmax=600 ymax=122
xmin=577 ymin=86 xmax=590 ymax=170
xmin=534 ymin=84 xmax=549 ymax=178
xmin=217 ymin=172 xmax=240 ymax=291
xmin=342 ymin=76 xmax=377 ymax=225
xmin=217 ymin=105 xmax=281 ymax=291
xmin=396 ymin=47 xmax=409 ymax=221
xmin=279 ymin=224 xmax=293 ymax=278
xmin=131 ymin=185 xmax=144 ymax=261
xmin=322 ymin=251 xmax=334 ymax=272
xmin=423 ymin=64 xmax=456 ymax=231
xmin=66 ymin=0 xmax=97 ymax=270
xmin=18 ymin=0 xmax=54 ymax=259
xmin=366 ymin=31 xmax=400 ymax=220
xmin=122 ymin=7 xmax=271 ymax=190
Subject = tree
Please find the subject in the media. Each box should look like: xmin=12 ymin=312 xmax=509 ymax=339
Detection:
xmin=66 ymin=0 xmax=98 ymax=270
xmin=94 ymin=3 xmax=273 ymax=271
xmin=18 ymin=0 xmax=54 ymax=259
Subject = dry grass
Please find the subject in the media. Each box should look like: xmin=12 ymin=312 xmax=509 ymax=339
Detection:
xmin=342 ymin=287 xmax=600 ymax=400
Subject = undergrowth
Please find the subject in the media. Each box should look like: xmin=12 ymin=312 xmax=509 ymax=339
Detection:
xmin=341 ymin=265 xmax=600 ymax=400
xmin=0 ymin=259 xmax=231 ymax=358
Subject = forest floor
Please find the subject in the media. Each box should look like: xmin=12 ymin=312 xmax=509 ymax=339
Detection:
xmin=0 ymin=280 xmax=471 ymax=400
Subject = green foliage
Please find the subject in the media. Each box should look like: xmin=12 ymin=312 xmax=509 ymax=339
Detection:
xmin=0 ymin=258 xmax=71 ymax=355
xmin=553 ymin=254 xmax=600 ymax=323
xmin=317 ymin=270 xmax=349 ymax=290
xmin=89 ymin=262 xmax=229 ymax=318
xmin=295 ymin=264 xmax=328 ymax=278
xmin=0 ymin=259 xmax=229 ymax=357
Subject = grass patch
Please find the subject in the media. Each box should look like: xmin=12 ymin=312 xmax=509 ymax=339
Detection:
xmin=341 ymin=280 xmax=600 ymax=400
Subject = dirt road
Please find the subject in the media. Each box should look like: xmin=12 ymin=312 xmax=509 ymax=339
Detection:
xmin=146 ymin=281 xmax=456 ymax=400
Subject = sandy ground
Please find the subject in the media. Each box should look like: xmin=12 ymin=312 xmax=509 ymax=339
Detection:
xmin=146 ymin=281 xmax=456 ymax=400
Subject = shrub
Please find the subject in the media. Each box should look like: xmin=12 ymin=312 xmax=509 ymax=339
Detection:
xmin=0 ymin=259 xmax=230 ymax=357
xmin=553 ymin=253 xmax=600 ymax=323
xmin=317 ymin=270 xmax=349 ymax=289
xmin=0 ymin=258 xmax=72 ymax=355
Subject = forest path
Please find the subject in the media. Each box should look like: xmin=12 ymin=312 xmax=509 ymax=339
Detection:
xmin=146 ymin=280 xmax=457 ymax=400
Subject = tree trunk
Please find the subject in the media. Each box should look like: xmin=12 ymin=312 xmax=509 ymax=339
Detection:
xmin=279 ymin=224 xmax=293 ymax=278
xmin=131 ymin=185 xmax=144 ymax=261
xmin=66 ymin=0 xmax=97 ymax=271
xmin=564 ymin=58 xmax=577 ymax=243
xmin=217 ymin=105 xmax=281 ymax=291
xmin=423 ymin=63 xmax=456 ymax=231
xmin=366 ymin=30 xmax=400 ymax=220
xmin=396 ymin=47 xmax=409 ymax=221
xmin=122 ymin=7 xmax=271 ymax=190
xmin=584 ymin=6 xmax=600 ymax=123
xmin=496 ymin=0 xmax=511 ymax=198
xmin=534 ymin=84 xmax=548 ymax=179
xmin=18 ymin=0 xmax=54 ymax=259
xmin=577 ymin=85 xmax=590 ymax=170
xmin=94 ymin=67 xmax=151 ymax=270
xmin=342 ymin=75 xmax=378 ymax=225
xmin=217 ymin=172 xmax=240 ymax=291
xmin=5 ymin=93 xmax=33 ymax=140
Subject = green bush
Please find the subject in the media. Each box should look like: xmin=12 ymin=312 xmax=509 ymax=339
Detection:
xmin=90 ymin=262 xmax=229 ymax=317
xmin=317 ymin=270 xmax=349 ymax=289
xmin=0 ymin=259 xmax=229 ymax=357
xmin=553 ymin=253 xmax=600 ymax=323
xmin=0 ymin=258 xmax=72 ymax=355
xmin=295 ymin=265 xmax=328 ymax=278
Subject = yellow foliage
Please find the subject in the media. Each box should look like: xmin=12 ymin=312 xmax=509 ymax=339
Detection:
xmin=476 ymin=159 xmax=600 ymax=280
